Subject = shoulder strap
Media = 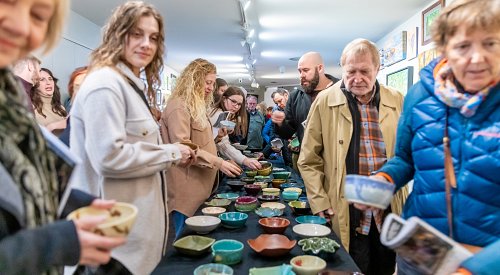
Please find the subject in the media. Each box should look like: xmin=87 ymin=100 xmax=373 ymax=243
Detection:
xmin=125 ymin=77 xmax=156 ymax=119
xmin=443 ymin=108 xmax=456 ymax=238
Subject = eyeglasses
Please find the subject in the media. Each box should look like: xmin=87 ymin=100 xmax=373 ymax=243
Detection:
xmin=227 ymin=97 xmax=243 ymax=107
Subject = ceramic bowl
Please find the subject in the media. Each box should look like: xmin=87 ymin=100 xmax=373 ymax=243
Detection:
xmin=244 ymin=184 xmax=261 ymax=196
xmin=232 ymin=143 xmax=248 ymax=151
xmin=254 ymin=181 xmax=269 ymax=189
xmin=295 ymin=215 xmax=327 ymax=225
xmin=288 ymin=201 xmax=312 ymax=216
xmin=245 ymin=170 xmax=258 ymax=177
xmin=257 ymin=194 xmax=279 ymax=202
xmin=271 ymin=178 xmax=287 ymax=188
xmin=344 ymin=174 xmax=395 ymax=209
xmin=282 ymin=191 xmax=300 ymax=201
xmin=280 ymin=182 xmax=306 ymax=192
xmin=205 ymin=198 xmax=231 ymax=208
xmin=272 ymin=167 xmax=286 ymax=172
xmin=290 ymin=255 xmax=327 ymax=275
xmin=220 ymin=120 xmax=236 ymax=131
xmin=241 ymin=177 xmax=256 ymax=184
xmin=273 ymin=171 xmax=291 ymax=180
xmin=284 ymin=187 xmax=303 ymax=196
xmin=194 ymin=263 xmax=234 ymax=275
xmin=249 ymin=264 xmax=295 ymax=275
xmin=260 ymin=202 xmax=286 ymax=211
xmin=248 ymin=234 xmax=296 ymax=257
xmin=258 ymin=217 xmax=290 ymax=234
xmin=235 ymin=196 xmax=258 ymax=212
xmin=211 ymin=239 xmax=244 ymax=265
xmin=67 ymin=202 xmax=138 ymax=237
xmin=254 ymin=175 xmax=271 ymax=181
xmin=173 ymin=235 xmax=216 ymax=256
xmin=254 ymin=207 xmax=284 ymax=218
xmin=219 ymin=212 xmax=249 ymax=228
xmin=298 ymin=196 xmax=309 ymax=203
xmin=298 ymin=237 xmax=341 ymax=256
xmin=185 ymin=215 xmax=221 ymax=234
xmin=293 ymin=224 xmax=331 ymax=238
xmin=262 ymin=187 xmax=280 ymax=196
xmin=226 ymin=180 xmax=245 ymax=191
xmin=216 ymin=192 xmax=239 ymax=201
xmin=257 ymin=162 xmax=273 ymax=176
xmin=202 ymin=206 xmax=227 ymax=217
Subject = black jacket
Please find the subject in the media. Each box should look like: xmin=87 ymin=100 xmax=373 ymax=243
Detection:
xmin=274 ymin=74 xmax=339 ymax=144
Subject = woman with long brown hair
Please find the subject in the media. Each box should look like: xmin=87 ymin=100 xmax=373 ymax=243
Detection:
xmin=32 ymin=67 xmax=67 ymax=135
xmin=160 ymin=58 xmax=242 ymax=238
xmin=67 ymin=2 xmax=195 ymax=273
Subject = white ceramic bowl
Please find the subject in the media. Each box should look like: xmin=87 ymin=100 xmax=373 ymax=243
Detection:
xmin=260 ymin=202 xmax=286 ymax=211
xmin=290 ymin=255 xmax=327 ymax=275
xmin=344 ymin=174 xmax=395 ymax=209
xmin=185 ymin=215 xmax=221 ymax=234
xmin=202 ymin=206 xmax=227 ymax=217
xmin=293 ymin=224 xmax=331 ymax=238
xmin=67 ymin=202 xmax=138 ymax=237
xmin=220 ymin=120 xmax=236 ymax=131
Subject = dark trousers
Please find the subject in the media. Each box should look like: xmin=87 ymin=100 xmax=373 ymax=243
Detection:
xmin=349 ymin=216 xmax=396 ymax=275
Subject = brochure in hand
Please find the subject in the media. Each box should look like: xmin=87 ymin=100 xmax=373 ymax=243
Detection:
xmin=380 ymin=214 xmax=473 ymax=275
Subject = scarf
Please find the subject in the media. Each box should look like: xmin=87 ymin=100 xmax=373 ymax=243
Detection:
xmin=0 ymin=69 xmax=59 ymax=229
xmin=434 ymin=59 xmax=494 ymax=118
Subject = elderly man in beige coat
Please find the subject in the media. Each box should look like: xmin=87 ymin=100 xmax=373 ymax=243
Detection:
xmin=298 ymin=39 xmax=408 ymax=275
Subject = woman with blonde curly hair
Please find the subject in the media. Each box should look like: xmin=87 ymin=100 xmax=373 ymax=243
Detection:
xmin=67 ymin=1 xmax=196 ymax=274
xmin=161 ymin=58 xmax=242 ymax=238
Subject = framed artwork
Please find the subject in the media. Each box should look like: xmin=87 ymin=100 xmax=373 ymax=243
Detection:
xmin=383 ymin=31 xmax=407 ymax=67
xmin=422 ymin=0 xmax=445 ymax=46
xmin=170 ymin=73 xmax=177 ymax=90
xmin=407 ymin=27 xmax=419 ymax=60
xmin=417 ymin=48 xmax=439 ymax=72
xmin=386 ymin=66 xmax=414 ymax=96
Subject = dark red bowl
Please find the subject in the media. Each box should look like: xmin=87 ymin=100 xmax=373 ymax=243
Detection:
xmin=244 ymin=184 xmax=261 ymax=196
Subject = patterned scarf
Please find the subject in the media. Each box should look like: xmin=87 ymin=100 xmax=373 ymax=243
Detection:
xmin=0 ymin=68 xmax=59 ymax=233
xmin=433 ymin=59 xmax=494 ymax=117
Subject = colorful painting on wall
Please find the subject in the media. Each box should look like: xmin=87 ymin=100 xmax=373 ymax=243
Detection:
xmin=417 ymin=48 xmax=440 ymax=72
xmin=383 ymin=31 xmax=407 ymax=67
xmin=386 ymin=66 xmax=414 ymax=96
xmin=422 ymin=0 xmax=445 ymax=45
xmin=407 ymin=27 xmax=418 ymax=60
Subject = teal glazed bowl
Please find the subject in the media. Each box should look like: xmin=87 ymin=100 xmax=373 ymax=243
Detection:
xmin=211 ymin=239 xmax=244 ymax=265
xmin=216 ymin=193 xmax=240 ymax=201
xmin=295 ymin=215 xmax=327 ymax=225
xmin=272 ymin=171 xmax=291 ymax=180
xmin=219 ymin=212 xmax=249 ymax=228
xmin=194 ymin=263 xmax=234 ymax=275
xmin=282 ymin=191 xmax=300 ymax=201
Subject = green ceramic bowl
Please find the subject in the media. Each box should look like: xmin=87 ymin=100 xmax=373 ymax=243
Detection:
xmin=173 ymin=235 xmax=215 ymax=256
xmin=273 ymin=171 xmax=291 ymax=180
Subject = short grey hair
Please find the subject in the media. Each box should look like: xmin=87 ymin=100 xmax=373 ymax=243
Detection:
xmin=340 ymin=38 xmax=380 ymax=68
xmin=271 ymin=88 xmax=289 ymax=99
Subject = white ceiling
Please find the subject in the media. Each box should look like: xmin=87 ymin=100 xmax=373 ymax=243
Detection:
xmin=70 ymin=0 xmax=431 ymax=91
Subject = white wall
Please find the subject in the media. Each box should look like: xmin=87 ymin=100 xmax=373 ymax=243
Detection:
xmin=37 ymin=10 xmax=101 ymax=101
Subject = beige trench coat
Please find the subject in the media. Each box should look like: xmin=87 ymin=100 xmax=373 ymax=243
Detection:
xmin=298 ymin=82 xmax=409 ymax=251
xmin=161 ymin=98 xmax=223 ymax=217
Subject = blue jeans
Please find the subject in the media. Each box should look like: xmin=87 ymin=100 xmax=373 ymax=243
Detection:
xmin=172 ymin=211 xmax=187 ymax=239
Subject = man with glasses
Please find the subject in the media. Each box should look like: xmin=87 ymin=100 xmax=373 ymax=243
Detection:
xmin=272 ymin=52 xmax=339 ymax=171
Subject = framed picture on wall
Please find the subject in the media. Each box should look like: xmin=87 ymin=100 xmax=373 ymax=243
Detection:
xmin=386 ymin=66 xmax=414 ymax=96
xmin=407 ymin=27 xmax=419 ymax=60
xmin=422 ymin=0 xmax=445 ymax=46
xmin=382 ymin=31 xmax=407 ymax=67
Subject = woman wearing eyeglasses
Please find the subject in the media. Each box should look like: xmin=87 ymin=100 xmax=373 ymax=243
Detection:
xmin=209 ymin=86 xmax=262 ymax=170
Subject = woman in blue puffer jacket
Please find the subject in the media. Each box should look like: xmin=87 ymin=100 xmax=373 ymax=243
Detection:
xmin=368 ymin=0 xmax=500 ymax=274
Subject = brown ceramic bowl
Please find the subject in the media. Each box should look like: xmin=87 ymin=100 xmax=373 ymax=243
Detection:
xmin=258 ymin=217 xmax=290 ymax=234
xmin=244 ymin=184 xmax=261 ymax=196
xmin=247 ymin=234 xmax=296 ymax=257
xmin=271 ymin=178 xmax=287 ymax=188
xmin=257 ymin=162 xmax=273 ymax=176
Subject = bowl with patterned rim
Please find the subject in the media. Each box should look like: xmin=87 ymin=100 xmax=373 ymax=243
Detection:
xmin=297 ymin=237 xmax=341 ymax=256
xmin=248 ymin=234 xmax=296 ymax=257
xmin=235 ymin=196 xmax=258 ymax=212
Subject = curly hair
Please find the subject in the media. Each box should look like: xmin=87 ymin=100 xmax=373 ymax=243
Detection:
xmin=89 ymin=1 xmax=165 ymax=107
xmin=31 ymin=68 xmax=67 ymax=118
xmin=169 ymin=58 xmax=217 ymax=128
xmin=210 ymin=86 xmax=248 ymax=137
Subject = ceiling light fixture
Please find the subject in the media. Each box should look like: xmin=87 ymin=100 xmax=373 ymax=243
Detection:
xmin=238 ymin=0 xmax=259 ymax=88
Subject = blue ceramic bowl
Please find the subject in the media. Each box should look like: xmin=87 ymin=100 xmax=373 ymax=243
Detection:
xmin=272 ymin=171 xmax=291 ymax=180
xmin=344 ymin=174 xmax=395 ymax=209
xmin=254 ymin=207 xmax=284 ymax=218
xmin=298 ymin=196 xmax=308 ymax=202
xmin=211 ymin=239 xmax=244 ymax=265
xmin=219 ymin=212 xmax=249 ymax=228
xmin=194 ymin=263 xmax=234 ymax=275
xmin=216 ymin=192 xmax=240 ymax=201
xmin=295 ymin=215 xmax=327 ymax=225
xmin=282 ymin=191 xmax=300 ymax=201
xmin=280 ymin=182 xmax=306 ymax=192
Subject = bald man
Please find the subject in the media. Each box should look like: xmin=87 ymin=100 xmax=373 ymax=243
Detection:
xmin=271 ymin=52 xmax=339 ymax=170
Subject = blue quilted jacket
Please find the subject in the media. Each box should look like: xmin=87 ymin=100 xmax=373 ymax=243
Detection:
xmin=379 ymin=59 xmax=500 ymax=274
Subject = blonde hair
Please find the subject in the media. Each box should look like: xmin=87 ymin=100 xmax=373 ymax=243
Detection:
xmin=340 ymin=38 xmax=380 ymax=68
xmin=432 ymin=0 xmax=500 ymax=51
xmin=40 ymin=0 xmax=68 ymax=53
xmin=89 ymin=1 xmax=165 ymax=107
xmin=169 ymin=58 xmax=216 ymax=128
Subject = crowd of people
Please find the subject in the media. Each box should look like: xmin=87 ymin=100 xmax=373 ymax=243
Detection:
xmin=0 ymin=0 xmax=498 ymax=274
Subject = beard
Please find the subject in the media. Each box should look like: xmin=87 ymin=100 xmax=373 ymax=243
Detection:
xmin=301 ymin=67 xmax=320 ymax=94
